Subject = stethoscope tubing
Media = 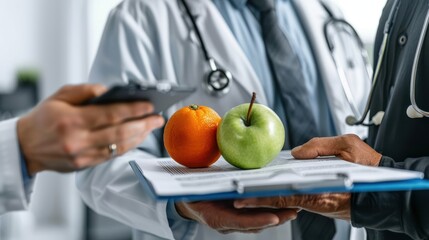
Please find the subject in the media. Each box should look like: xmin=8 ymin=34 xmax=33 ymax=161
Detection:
xmin=349 ymin=33 xmax=389 ymax=126
xmin=181 ymin=0 xmax=212 ymax=63
xmin=409 ymin=3 xmax=429 ymax=117
xmin=324 ymin=18 xmax=373 ymax=119
xmin=346 ymin=0 xmax=402 ymax=126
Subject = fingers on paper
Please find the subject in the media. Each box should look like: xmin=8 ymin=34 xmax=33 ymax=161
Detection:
xmin=291 ymin=136 xmax=346 ymax=159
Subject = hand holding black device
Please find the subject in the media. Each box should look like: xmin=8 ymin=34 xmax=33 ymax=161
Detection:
xmin=86 ymin=82 xmax=196 ymax=114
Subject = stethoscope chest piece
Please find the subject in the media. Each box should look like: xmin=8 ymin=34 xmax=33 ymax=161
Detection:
xmin=205 ymin=68 xmax=232 ymax=97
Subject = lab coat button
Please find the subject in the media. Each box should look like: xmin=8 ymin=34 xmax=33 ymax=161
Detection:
xmin=398 ymin=35 xmax=407 ymax=45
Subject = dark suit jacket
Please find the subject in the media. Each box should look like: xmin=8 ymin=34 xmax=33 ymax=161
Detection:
xmin=351 ymin=0 xmax=429 ymax=239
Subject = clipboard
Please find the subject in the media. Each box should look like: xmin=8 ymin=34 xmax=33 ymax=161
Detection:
xmin=129 ymin=159 xmax=429 ymax=202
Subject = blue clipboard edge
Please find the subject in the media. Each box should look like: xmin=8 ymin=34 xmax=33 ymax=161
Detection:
xmin=129 ymin=161 xmax=429 ymax=202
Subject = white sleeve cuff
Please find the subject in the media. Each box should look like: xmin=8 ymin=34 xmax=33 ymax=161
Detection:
xmin=0 ymin=118 xmax=29 ymax=215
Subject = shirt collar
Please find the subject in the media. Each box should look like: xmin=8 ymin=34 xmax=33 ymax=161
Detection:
xmin=229 ymin=0 xmax=247 ymax=10
xmin=228 ymin=0 xmax=285 ymax=10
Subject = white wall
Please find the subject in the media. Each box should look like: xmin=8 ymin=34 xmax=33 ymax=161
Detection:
xmin=0 ymin=1 xmax=87 ymax=240
xmin=0 ymin=0 xmax=39 ymax=92
xmin=36 ymin=0 xmax=89 ymax=98
xmin=0 ymin=0 xmax=89 ymax=98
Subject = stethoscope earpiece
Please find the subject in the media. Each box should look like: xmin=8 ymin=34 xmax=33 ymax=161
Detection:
xmin=371 ymin=111 xmax=385 ymax=125
xmin=406 ymin=105 xmax=424 ymax=119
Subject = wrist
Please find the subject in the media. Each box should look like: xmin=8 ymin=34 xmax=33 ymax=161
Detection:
xmin=24 ymin=158 xmax=43 ymax=176
xmin=17 ymin=116 xmax=43 ymax=176
xmin=19 ymin=151 xmax=34 ymax=186
xmin=174 ymin=202 xmax=196 ymax=221
xmin=372 ymin=153 xmax=383 ymax=167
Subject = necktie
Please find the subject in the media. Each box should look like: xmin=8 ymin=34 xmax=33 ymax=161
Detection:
xmin=248 ymin=0 xmax=320 ymax=147
xmin=247 ymin=1 xmax=336 ymax=240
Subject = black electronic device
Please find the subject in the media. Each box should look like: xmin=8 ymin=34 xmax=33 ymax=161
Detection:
xmin=86 ymin=82 xmax=196 ymax=113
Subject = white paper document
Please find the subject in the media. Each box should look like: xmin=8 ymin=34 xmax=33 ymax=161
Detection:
xmin=131 ymin=151 xmax=423 ymax=198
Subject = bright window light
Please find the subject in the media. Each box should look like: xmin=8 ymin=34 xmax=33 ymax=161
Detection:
xmin=332 ymin=0 xmax=387 ymax=44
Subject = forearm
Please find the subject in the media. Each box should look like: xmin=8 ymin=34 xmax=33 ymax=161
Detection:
xmin=351 ymin=156 xmax=429 ymax=239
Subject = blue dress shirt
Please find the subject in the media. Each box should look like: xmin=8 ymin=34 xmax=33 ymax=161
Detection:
xmin=212 ymin=0 xmax=336 ymax=145
xmin=20 ymin=151 xmax=32 ymax=190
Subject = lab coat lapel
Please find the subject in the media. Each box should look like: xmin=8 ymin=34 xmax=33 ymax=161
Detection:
xmin=184 ymin=0 xmax=268 ymax=105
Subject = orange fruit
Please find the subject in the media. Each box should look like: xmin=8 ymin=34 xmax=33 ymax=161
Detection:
xmin=164 ymin=104 xmax=221 ymax=168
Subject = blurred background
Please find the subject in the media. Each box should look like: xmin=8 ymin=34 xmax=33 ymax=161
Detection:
xmin=0 ymin=0 xmax=386 ymax=240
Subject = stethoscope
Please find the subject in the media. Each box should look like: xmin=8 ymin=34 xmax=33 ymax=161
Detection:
xmin=181 ymin=0 xmax=232 ymax=97
xmin=345 ymin=0 xmax=429 ymax=126
xmin=322 ymin=1 xmax=373 ymax=122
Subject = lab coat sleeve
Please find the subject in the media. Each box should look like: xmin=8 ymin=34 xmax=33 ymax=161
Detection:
xmin=77 ymin=149 xmax=198 ymax=240
xmin=351 ymin=156 xmax=429 ymax=239
xmin=77 ymin=4 xmax=198 ymax=239
xmin=0 ymin=118 xmax=31 ymax=215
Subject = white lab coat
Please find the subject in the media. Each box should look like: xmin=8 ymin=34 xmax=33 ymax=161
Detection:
xmin=293 ymin=0 xmax=370 ymax=137
xmin=77 ymin=0 xmax=369 ymax=239
xmin=0 ymin=118 xmax=29 ymax=215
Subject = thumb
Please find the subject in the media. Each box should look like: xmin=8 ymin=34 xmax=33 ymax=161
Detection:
xmin=50 ymin=84 xmax=108 ymax=105
xmin=291 ymin=137 xmax=343 ymax=159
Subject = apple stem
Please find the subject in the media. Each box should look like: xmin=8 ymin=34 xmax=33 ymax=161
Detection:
xmin=245 ymin=92 xmax=256 ymax=127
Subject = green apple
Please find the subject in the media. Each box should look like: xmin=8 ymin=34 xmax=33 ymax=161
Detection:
xmin=217 ymin=94 xmax=285 ymax=169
